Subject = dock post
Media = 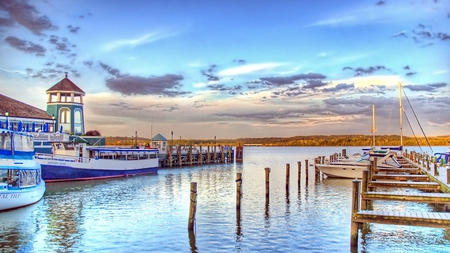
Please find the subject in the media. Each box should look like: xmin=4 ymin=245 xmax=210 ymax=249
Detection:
xmin=207 ymin=146 xmax=211 ymax=164
xmin=373 ymin=157 xmax=378 ymax=174
xmin=342 ymin=149 xmax=347 ymax=157
xmin=188 ymin=182 xmax=197 ymax=231
xmin=178 ymin=145 xmax=182 ymax=166
xmin=426 ymin=155 xmax=430 ymax=170
xmin=236 ymin=173 xmax=242 ymax=210
xmin=265 ymin=167 xmax=270 ymax=198
xmin=286 ymin=163 xmax=290 ymax=190
xmin=168 ymin=145 xmax=173 ymax=167
xmin=434 ymin=163 xmax=439 ymax=176
xmin=361 ymin=170 xmax=369 ymax=210
xmin=350 ymin=179 xmax=361 ymax=247
xmin=297 ymin=161 xmax=301 ymax=186
xmin=199 ymin=145 xmax=203 ymax=164
xmin=367 ymin=164 xmax=373 ymax=192
xmin=447 ymin=168 xmax=450 ymax=184
xmin=305 ymin=159 xmax=309 ymax=185
xmin=189 ymin=145 xmax=193 ymax=166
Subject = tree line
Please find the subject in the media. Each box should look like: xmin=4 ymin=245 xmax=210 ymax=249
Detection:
xmin=105 ymin=134 xmax=449 ymax=147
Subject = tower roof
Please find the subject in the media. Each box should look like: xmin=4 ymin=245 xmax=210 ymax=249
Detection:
xmin=46 ymin=73 xmax=85 ymax=94
xmin=0 ymin=93 xmax=52 ymax=120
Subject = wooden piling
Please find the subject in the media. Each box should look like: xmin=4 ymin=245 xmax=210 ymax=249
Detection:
xmin=236 ymin=173 xmax=242 ymax=210
xmin=199 ymin=145 xmax=203 ymax=164
xmin=350 ymin=179 xmax=361 ymax=247
xmin=188 ymin=182 xmax=197 ymax=231
xmin=305 ymin=159 xmax=309 ymax=184
xmin=434 ymin=163 xmax=439 ymax=176
xmin=361 ymin=170 xmax=369 ymax=210
xmin=447 ymin=168 xmax=450 ymax=184
xmin=265 ymin=167 xmax=270 ymax=197
xmin=297 ymin=161 xmax=301 ymax=185
xmin=286 ymin=163 xmax=290 ymax=190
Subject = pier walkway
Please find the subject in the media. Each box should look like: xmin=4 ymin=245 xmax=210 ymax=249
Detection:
xmin=348 ymin=151 xmax=450 ymax=247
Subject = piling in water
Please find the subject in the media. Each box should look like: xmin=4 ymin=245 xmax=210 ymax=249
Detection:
xmin=265 ymin=167 xmax=270 ymax=198
xmin=236 ymin=173 xmax=242 ymax=210
xmin=188 ymin=182 xmax=197 ymax=231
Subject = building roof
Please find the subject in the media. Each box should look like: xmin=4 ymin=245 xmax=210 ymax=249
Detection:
xmin=0 ymin=94 xmax=52 ymax=120
xmin=46 ymin=73 xmax=85 ymax=94
xmin=152 ymin=133 xmax=167 ymax=141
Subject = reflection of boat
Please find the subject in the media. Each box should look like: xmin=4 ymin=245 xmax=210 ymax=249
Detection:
xmin=35 ymin=142 xmax=159 ymax=182
xmin=0 ymin=128 xmax=46 ymax=211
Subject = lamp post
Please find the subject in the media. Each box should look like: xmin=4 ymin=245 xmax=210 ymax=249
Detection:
xmin=5 ymin=111 xmax=9 ymax=130
xmin=52 ymin=115 xmax=56 ymax=133
xmin=135 ymin=131 xmax=138 ymax=147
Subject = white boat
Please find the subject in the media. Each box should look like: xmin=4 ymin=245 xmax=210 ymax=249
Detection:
xmin=35 ymin=142 xmax=159 ymax=182
xmin=0 ymin=128 xmax=46 ymax=211
xmin=315 ymin=150 xmax=402 ymax=179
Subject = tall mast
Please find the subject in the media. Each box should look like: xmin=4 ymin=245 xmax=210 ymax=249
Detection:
xmin=372 ymin=104 xmax=376 ymax=148
xmin=399 ymin=82 xmax=403 ymax=147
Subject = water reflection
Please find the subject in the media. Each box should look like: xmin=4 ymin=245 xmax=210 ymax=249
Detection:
xmin=1 ymin=147 xmax=449 ymax=252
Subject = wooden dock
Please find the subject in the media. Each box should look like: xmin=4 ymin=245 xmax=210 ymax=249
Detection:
xmin=159 ymin=144 xmax=237 ymax=167
xmin=349 ymin=151 xmax=450 ymax=247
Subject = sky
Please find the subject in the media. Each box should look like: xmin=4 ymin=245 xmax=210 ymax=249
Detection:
xmin=0 ymin=0 xmax=449 ymax=140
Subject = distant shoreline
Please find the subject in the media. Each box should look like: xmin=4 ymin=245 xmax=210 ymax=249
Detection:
xmin=105 ymin=134 xmax=449 ymax=147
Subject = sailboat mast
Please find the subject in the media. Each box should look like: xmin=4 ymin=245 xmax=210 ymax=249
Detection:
xmin=399 ymin=82 xmax=403 ymax=147
xmin=372 ymin=104 xmax=376 ymax=148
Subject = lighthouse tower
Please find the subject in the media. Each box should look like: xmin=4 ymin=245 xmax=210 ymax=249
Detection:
xmin=46 ymin=73 xmax=86 ymax=135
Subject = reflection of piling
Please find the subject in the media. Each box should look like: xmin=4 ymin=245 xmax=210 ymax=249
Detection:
xmin=265 ymin=167 xmax=270 ymax=198
xmin=286 ymin=164 xmax=290 ymax=190
xmin=188 ymin=182 xmax=197 ymax=231
xmin=236 ymin=173 xmax=242 ymax=210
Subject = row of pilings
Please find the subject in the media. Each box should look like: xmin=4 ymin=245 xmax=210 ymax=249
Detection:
xmin=159 ymin=144 xmax=244 ymax=167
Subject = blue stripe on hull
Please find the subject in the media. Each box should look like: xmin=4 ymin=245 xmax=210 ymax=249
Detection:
xmin=41 ymin=164 xmax=158 ymax=182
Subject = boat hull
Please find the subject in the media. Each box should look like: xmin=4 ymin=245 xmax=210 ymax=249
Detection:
xmin=39 ymin=159 xmax=158 ymax=182
xmin=315 ymin=164 xmax=366 ymax=179
xmin=0 ymin=181 xmax=46 ymax=211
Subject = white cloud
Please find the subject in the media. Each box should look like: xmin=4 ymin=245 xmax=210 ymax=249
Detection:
xmin=101 ymin=30 xmax=177 ymax=52
xmin=218 ymin=63 xmax=285 ymax=76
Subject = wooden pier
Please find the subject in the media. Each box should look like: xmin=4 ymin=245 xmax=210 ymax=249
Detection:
xmin=159 ymin=144 xmax=236 ymax=167
xmin=350 ymin=152 xmax=450 ymax=247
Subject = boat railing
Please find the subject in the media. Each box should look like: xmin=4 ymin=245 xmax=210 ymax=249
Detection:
xmin=35 ymin=153 xmax=80 ymax=163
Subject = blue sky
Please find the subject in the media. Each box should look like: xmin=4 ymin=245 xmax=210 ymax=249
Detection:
xmin=0 ymin=0 xmax=449 ymax=139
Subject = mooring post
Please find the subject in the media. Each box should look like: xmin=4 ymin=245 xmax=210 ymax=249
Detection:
xmin=305 ymin=159 xmax=309 ymax=185
xmin=350 ymin=179 xmax=361 ymax=247
xmin=236 ymin=173 xmax=242 ymax=210
xmin=426 ymin=155 xmax=430 ymax=170
xmin=297 ymin=161 xmax=301 ymax=186
xmin=188 ymin=182 xmax=197 ymax=231
xmin=373 ymin=157 xmax=378 ymax=174
xmin=265 ymin=167 xmax=270 ymax=198
xmin=434 ymin=163 xmax=439 ymax=176
xmin=367 ymin=164 xmax=373 ymax=192
xmin=447 ymin=168 xmax=450 ymax=184
xmin=361 ymin=170 xmax=369 ymax=210
xmin=286 ymin=163 xmax=290 ymax=190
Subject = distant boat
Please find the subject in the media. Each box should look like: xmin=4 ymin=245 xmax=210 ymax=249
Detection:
xmin=0 ymin=128 xmax=46 ymax=211
xmin=35 ymin=142 xmax=159 ymax=182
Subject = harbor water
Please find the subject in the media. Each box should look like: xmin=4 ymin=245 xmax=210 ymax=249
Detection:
xmin=1 ymin=146 xmax=449 ymax=252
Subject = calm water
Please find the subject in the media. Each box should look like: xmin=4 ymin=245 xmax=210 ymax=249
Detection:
xmin=1 ymin=146 xmax=449 ymax=253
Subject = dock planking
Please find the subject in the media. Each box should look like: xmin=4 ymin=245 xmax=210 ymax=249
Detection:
xmin=354 ymin=210 xmax=450 ymax=228
xmin=362 ymin=191 xmax=450 ymax=204
xmin=371 ymin=174 xmax=429 ymax=181
xmin=368 ymin=180 xmax=440 ymax=190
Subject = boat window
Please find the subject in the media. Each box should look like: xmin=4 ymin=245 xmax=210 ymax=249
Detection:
xmin=14 ymin=134 xmax=34 ymax=152
xmin=0 ymin=132 xmax=12 ymax=151
xmin=19 ymin=170 xmax=37 ymax=187
xmin=0 ymin=169 xmax=7 ymax=183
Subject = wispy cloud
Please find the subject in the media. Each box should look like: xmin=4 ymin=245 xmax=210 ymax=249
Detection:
xmin=218 ymin=63 xmax=285 ymax=76
xmin=101 ymin=30 xmax=177 ymax=51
